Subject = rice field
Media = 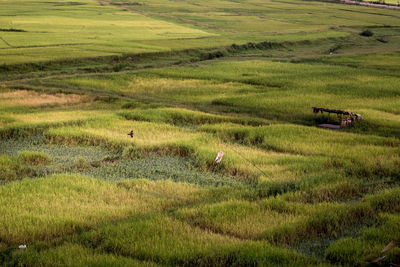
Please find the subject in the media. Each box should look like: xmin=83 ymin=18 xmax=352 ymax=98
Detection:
xmin=1 ymin=0 xmax=400 ymax=265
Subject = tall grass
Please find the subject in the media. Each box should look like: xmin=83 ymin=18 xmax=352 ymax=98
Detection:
xmin=325 ymin=213 xmax=400 ymax=266
xmin=0 ymin=0 xmax=212 ymax=65
xmin=10 ymin=243 xmax=157 ymax=267
xmin=118 ymin=107 xmax=267 ymax=126
xmin=1 ymin=1 xmax=399 ymax=264
xmin=0 ymin=90 xmax=90 ymax=108
xmin=80 ymin=214 xmax=316 ymax=266
xmin=0 ymin=174 xmax=174 ymax=244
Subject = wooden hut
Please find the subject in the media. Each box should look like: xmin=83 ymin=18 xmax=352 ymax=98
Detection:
xmin=311 ymin=107 xmax=363 ymax=128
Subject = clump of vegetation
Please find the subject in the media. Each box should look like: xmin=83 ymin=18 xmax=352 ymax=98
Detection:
xmin=360 ymin=29 xmax=374 ymax=37
xmin=80 ymin=214 xmax=315 ymax=266
xmin=74 ymin=157 xmax=90 ymax=171
xmin=0 ymin=155 xmax=27 ymax=182
xmin=17 ymin=151 xmax=51 ymax=166
xmin=325 ymin=213 xmax=400 ymax=266
xmin=0 ymin=151 xmax=52 ymax=182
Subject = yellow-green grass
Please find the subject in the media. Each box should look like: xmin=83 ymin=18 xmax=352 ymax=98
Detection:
xmin=116 ymin=178 xmax=208 ymax=205
xmin=118 ymin=107 xmax=268 ymax=126
xmin=132 ymin=31 xmax=349 ymax=51
xmin=44 ymin=114 xmax=327 ymax=184
xmin=324 ymin=213 xmax=400 ymax=266
xmin=61 ymin=59 xmax=400 ymax=125
xmin=80 ymin=214 xmax=316 ymax=266
xmin=29 ymin=59 xmax=400 ymax=184
xmin=63 ymin=74 xmax=256 ymax=105
xmin=0 ymin=174 xmax=206 ymax=244
xmin=16 ymin=150 xmax=51 ymax=166
xmin=175 ymin=199 xmax=303 ymax=240
xmin=10 ymin=243 xmax=159 ymax=267
xmin=2 ymin=0 xmax=399 ymax=65
xmin=0 ymin=0 xmax=399 ymax=265
xmin=312 ymin=52 xmax=400 ymax=72
xmin=0 ymin=0 xmax=213 ymax=65
xmin=200 ymin=123 xmax=400 ymax=155
xmin=0 ymin=89 xmax=110 ymax=132
xmin=0 ymin=90 xmax=91 ymax=109
xmin=138 ymin=59 xmax=400 ymax=137
xmin=143 ymin=60 xmax=400 ymax=99
xmin=45 ymin=115 xmax=202 ymax=151
xmin=0 ymin=153 xmax=45 ymax=182
xmin=201 ymin=123 xmax=400 ymax=178
xmin=119 ymin=0 xmax=400 ymax=40
xmin=0 ymin=110 xmax=109 ymax=137
xmin=285 ymin=179 xmax=365 ymax=203
xmin=192 ymin=136 xmax=329 ymax=184
xmin=176 ymin=188 xmax=400 ymax=246
xmin=41 ymin=108 xmax=399 ymax=184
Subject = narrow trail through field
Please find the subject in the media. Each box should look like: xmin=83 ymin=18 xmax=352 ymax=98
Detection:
xmin=340 ymin=0 xmax=400 ymax=9
xmin=0 ymin=37 xmax=12 ymax=47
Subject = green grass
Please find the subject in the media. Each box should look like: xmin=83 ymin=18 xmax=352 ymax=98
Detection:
xmin=2 ymin=0 xmax=399 ymax=66
xmin=0 ymin=0 xmax=212 ymax=65
xmin=0 ymin=173 xmax=204 ymax=244
xmin=118 ymin=107 xmax=268 ymax=126
xmin=56 ymin=57 xmax=400 ymax=130
xmin=0 ymin=151 xmax=52 ymax=183
xmin=80 ymin=214 xmax=316 ymax=266
xmin=1 ymin=0 xmax=400 ymax=265
xmin=10 ymin=243 xmax=158 ymax=267
xmin=324 ymin=213 xmax=400 ymax=266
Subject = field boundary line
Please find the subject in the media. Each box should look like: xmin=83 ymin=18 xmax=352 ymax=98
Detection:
xmin=0 ymin=37 xmax=12 ymax=47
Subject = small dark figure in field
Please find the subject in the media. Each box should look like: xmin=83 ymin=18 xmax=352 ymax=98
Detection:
xmin=128 ymin=130 xmax=134 ymax=138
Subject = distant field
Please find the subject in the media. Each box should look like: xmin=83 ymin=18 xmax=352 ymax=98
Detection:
xmin=0 ymin=0 xmax=213 ymax=64
xmin=1 ymin=0 xmax=400 ymax=65
xmin=0 ymin=0 xmax=399 ymax=266
xmin=57 ymin=55 xmax=400 ymax=124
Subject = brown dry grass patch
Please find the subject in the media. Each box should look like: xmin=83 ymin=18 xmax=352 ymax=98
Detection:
xmin=0 ymin=90 xmax=91 ymax=107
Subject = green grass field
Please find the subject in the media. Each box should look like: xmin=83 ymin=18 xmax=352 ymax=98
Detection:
xmin=0 ymin=0 xmax=399 ymax=265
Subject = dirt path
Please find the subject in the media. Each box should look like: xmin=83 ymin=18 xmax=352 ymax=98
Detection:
xmin=341 ymin=0 xmax=400 ymax=9
xmin=0 ymin=37 xmax=12 ymax=47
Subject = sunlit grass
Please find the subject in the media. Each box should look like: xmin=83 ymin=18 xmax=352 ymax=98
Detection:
xmin=2 ymin=110 xmax=104 ymax=128
xmin=0 ymin=174 xmax=206 ymax=244
xmin=0 ymin=0 xmax=399 ymax=264
xmin=312 ymin=52 xmax=400 ymax=72
xmin=11 ymin=243 xmax=158 ymax=267
xmin=45 ymin=115 xmax=202 ymax=151
xmin=175 ymin=188 xmax=400 ymax=247
xmin=176 ymin=199 xmax=303 ymax=240
xmin=80 ymin=214 xmax=315 ymax=266
xmin=325 ymin=212 xmax=400 ymax=266
xmin=61 ymin=59 xmax=400 ymax=130
xmin=119 ymin=107 xmax=267 ymax=126
xmin=0 ymin=90 xmax=90 ymax=108
xmin=201 ymin=123 xmax=400 ymax=179
xmin=44 ymin=114 xmax=326 ymax=184
xmin=0 ymin=0 xmax=213 ymax=64
xmin=64 ymin=74 xmax=254 ymax=104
